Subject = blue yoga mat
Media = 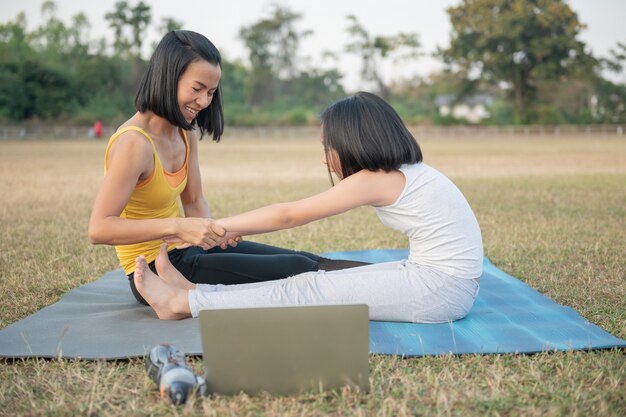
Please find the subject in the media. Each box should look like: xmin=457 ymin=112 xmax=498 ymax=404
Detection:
xmin=326 ymin=250 xmax=626 ymax=355
xmin=0 ymin=250 xmax=624 ymax=359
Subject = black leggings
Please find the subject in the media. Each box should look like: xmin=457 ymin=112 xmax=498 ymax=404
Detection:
xmin=128 ymin=241 xmax=367 ymax=305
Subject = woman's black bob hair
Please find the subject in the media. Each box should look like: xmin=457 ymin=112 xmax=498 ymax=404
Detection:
xmin=320 ymin=91 xmax=422 ymax=180
xmin=135 ymin=30 xmax=224 ymax=141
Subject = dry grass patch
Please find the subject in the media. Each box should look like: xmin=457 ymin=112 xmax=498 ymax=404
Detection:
xmin=0 ymin=135 xmax=624 ymax=416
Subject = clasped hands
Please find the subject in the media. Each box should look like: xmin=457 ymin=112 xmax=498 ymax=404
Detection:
xmin=163 ymin=217 xmax=241 ymax=250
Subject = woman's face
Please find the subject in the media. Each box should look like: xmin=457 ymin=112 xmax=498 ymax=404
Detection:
xmin=177 ymin=60 xmax=221 ymax=122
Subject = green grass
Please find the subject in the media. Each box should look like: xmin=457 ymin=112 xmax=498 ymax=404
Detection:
xmin=0 ymin=135 xmax=624 ymax=416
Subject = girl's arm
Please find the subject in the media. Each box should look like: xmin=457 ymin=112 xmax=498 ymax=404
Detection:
xmin=217 ymin=169 xmax=405 ymax=236
xmin=87 ymin=131 xmax=224 ymax=248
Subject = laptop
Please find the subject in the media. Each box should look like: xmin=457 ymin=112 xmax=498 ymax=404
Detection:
xmin=198 ymin=304 xmax=370 ymax=395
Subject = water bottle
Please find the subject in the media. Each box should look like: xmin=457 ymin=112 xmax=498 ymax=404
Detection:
xmin=145 ymin=344 xmax=207 ymax=405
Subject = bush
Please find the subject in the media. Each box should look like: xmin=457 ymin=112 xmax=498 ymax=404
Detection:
xmin=433 ymin=113 xmax=467 ymax=126
xmin=525 ymin=104 xmax=565 ymax=125
xmin=486 ymin=100 xmax=515 ymax=125
xmin=281 ymin=108 xmax=309 ymax=125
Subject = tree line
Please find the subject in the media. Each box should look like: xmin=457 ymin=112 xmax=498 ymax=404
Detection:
xmin=1 ymin=0 xmax=624 ymax=127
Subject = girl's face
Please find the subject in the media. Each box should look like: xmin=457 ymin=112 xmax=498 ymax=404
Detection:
xmin=320 ymin=129 xmax=342 ymax=179
xmin=177 ymin=60 xmax=221 ymax=123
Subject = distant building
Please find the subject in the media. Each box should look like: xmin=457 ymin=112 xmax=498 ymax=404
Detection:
xmin=435 ymin=94 xmax=494 ymax=123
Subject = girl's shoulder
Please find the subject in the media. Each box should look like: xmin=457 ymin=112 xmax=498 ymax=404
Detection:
xmin=399 ymin=162 xmax=443 ymax=178
xmin=399 ymin=161 xmax=428 ymax=172
xmin=349 ymin=168 xmax=406 ymax=207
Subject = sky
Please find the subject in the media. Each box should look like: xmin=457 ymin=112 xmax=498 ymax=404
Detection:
xmin=1 ymin=0 xmax=625 ymax=89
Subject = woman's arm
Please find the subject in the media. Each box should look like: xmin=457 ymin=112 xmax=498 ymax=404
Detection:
xmin=216 ymin=169 xmax=405 ymax=236
xmin=176 ymin=129 xmax=239 ymax=249
xmin=179 ymin=129 xmax=212 ymax=218
xmin=88 ymin=131 xmax=224 ymax=248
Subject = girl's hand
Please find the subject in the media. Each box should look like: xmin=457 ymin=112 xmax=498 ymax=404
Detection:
xmin=171 ymin=217 xmax=226 ymax=250
xmin=217 ymin=232 xmax=243 ymax=250
xmin=163 ymin=230 xmax=241 ymax=250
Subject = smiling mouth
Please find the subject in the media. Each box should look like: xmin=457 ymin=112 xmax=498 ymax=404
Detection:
xmin=185 ymin=106 xmax=199 ymax=117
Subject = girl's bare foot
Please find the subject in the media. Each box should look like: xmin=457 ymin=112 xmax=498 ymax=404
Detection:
xmin=134 ymin=255 xmax=192 ymax=320
xmin=155 ymin=243 xmax=196 ymax=290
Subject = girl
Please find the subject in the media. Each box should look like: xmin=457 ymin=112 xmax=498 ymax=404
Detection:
xmin=133 ymin=92 xmax=483 ymax=322
xmin=88 ymin=30 xmax=365 ymax=305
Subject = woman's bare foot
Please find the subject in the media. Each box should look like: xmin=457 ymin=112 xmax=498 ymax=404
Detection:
xmin=155 ymin=243 xmax=196 ymax=290
xmin=134 ymin=255 xmax=192 ymax=320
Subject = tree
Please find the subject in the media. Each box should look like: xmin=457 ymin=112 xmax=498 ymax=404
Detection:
xmin=28 ymin=2 xmax=92 ymax=73
xmin=69 ymin=12 xmax=90 ymax=56
xmin=594 ymin=43 xmax=626 ymax=123
xmin=0 ymin=11 xmax=31 ymax=60
xmin=105 ymin=1 xmax=131 ymax=55
xmin=33 ymin=0 xmax=70 ymax=60
xmin=105 ymin=1 xmax=151 ymax=57
xmin=0 ymin=12 xmax=32 ymax=120
xmin=158 ymin=17 xmax=183 ymax=36
xmin=127 ymin=1 xmax=151 ymax=57
xmin=593 ymin=78 xmax=626 ymax=124
xmin=238 ymin=4 xmax=311 ymax=106
xmin=599 ymin=42 xmax=626 ymax=74
xmin=22 ymin=60 xmax=75 ymax=119
xmin=345 ymin=15 xmax=420 ymax=99
xmin=441 ymin=0 xmax=595 ymax=122
xmin=0 ymin=5 xmax=136 ymax=123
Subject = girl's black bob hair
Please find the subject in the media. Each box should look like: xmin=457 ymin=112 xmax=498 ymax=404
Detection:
xmin=135 ymin=30 xmax=224 ymax=141
xmin=320 ymin=91 xmax=422 ymax=179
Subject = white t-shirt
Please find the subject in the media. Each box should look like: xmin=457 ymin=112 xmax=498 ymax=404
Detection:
xmin=375 ymin=163 xmax=483 ymax=279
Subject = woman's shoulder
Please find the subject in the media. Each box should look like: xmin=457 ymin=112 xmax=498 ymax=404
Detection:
xmin=104 ymin=125 xmax=154 ymax=174
xmin=112 ymin=114 xmax=152 ymax=143
xmin=108 ymin=124 xmax=154 ymax=158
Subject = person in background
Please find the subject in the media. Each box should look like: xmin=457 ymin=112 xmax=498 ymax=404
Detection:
xmin=93 ymin=120 xmax=103 ymax=138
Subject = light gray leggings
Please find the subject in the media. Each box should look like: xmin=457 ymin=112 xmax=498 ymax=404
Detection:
xmin=188 ymin=261 xmax=479 ymax=323
xmin=188 ymin=260 xmax=480 ymax=323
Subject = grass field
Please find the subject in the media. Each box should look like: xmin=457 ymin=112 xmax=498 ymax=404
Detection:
xmin=0 ymin=133 xmax=625 ymax=416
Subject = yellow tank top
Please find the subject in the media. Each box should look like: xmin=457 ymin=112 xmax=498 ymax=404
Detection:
xmin=104 ymin=126 xmax=189 ymax=274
